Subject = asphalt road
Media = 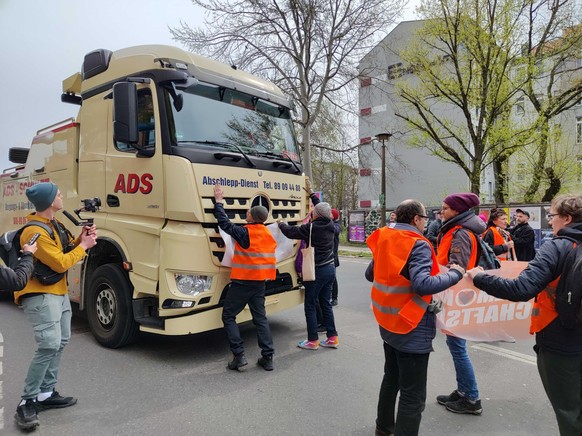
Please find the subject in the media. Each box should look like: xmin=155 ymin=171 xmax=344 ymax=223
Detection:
xmin=0 ymin=257 xmax=558 ymax=435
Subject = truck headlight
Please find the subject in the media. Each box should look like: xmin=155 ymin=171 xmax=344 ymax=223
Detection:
xmin=174 ymin=274 xmax=213 ymax=297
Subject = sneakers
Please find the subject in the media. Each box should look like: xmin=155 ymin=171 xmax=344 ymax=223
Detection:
xmin=436 ymin=389 xmax=462 ymax=405
xmin=320 ymin=336 xmax=339 ymax=349
xmin=445 ymin=397 xmax=483 ymax=415
xmin=297 ymin=339 xmax=319 ymax=350
xmin=257 ymin=355 xmax=274 ymax=371
xmin=35 ymin=390 xmax=77 ymax=411
xmin=227 ymin=352 xmax=248 ymax=371
xmin=15 ymin=399 xmax=39 ymax=431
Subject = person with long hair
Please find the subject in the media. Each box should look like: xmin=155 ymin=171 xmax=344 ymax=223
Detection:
xmin=483 ymin=208 xmax=515 ymax=261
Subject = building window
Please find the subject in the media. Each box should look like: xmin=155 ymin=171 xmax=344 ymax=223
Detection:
xmin=577 ymin=117 xmax=582 ymax=144
xmin=515 ymin=96 xmax=525 ymax=115
xmin=516 ymin=162 xmax=526 ymax=181
xmin=360 ymin=77 xmax=372 ymax=87
xmin=387 ymin=63 xmax=403 ymax=80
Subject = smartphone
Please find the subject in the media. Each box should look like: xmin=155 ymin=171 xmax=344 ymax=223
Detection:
xmin=27 ymin=233 xmax=41 ymax=245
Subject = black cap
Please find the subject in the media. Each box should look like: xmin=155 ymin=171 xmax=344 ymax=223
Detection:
xmin=515 ymin=208 xmax=530 ymax=218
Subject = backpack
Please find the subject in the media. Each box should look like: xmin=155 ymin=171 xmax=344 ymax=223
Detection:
xmin=0 ymin=221 xmax=55 ymax=269
xmin=451 ymin=228 xmax=501 ymax=270
xmin=554 ymin=239 xmax=582 ymax=329
xmin=475 ymin=234 xmax=501 ymax=270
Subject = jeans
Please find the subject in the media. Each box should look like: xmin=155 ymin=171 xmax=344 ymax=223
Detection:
xmin=537 ymin=347 xmax=582 ymax=436
xmin=222 ymin=281 xmax=274 ymax=357
xmin=376 ymin=341 xmax=430 ymax=436
xmin=21 ymin=293 xmax=71 ymax=399
xmin=303 ymin=263 xmax=337 ymax=341
xmin=446 ymin=335 xmax=479 ymax=400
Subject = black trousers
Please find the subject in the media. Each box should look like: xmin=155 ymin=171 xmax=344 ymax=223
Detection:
xmin=537 ymin=347 xmax=582 ymax=436
xmin=222 ymin=281 xmax=274 ymax=357
xmin=376 ymin=341 xmax=430 ymax=436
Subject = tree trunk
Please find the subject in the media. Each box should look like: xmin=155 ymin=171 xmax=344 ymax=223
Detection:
xmin=524 ymin=117 xmax=549 ymax=202
xmin=493 ymin=158 xmax=507 ymax=204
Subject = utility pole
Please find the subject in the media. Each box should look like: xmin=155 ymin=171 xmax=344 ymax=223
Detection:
xmin=375 ymin=133 xmax=393 ymax=227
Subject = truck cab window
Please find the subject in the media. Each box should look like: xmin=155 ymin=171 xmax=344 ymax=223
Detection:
xmin=115 ymin=90 xmax=156 ymax=152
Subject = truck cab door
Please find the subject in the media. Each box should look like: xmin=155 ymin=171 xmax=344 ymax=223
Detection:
xmin=107 ymin=84 xmax=164 ymax=218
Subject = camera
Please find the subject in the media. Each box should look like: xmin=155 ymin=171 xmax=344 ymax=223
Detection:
xmin=81 ymin=197 xmax=101 ymax=213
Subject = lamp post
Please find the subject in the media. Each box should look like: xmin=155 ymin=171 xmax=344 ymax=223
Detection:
xmin=375 ymin=133 xmax=393 ymax=227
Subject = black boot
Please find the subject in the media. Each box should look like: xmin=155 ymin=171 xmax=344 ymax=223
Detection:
xmin=257 ymin=355 xmax=274 ymax=371
xmin=227 ymin=353 xmax=248 ymax=371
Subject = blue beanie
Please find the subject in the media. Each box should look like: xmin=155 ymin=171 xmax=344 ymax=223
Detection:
xmin=26 ymin=182 xmax=58 ymax=211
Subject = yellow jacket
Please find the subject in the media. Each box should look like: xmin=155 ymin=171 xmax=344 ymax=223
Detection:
xmin=14 ymin=213 xmax=87 ymax=304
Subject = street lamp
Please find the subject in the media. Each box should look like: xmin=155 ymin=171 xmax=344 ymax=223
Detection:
xmin=375 ymin=133 xmax=393 ymax=227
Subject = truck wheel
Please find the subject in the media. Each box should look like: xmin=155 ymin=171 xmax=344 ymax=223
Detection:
xmin=86 ymin=264 xmax=138 ymax=348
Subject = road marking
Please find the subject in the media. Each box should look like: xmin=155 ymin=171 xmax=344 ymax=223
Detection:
xmin=471 ymin=343 xmax=536 ymax=365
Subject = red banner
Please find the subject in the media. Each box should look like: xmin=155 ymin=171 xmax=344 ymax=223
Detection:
xmin=434 ymin=262 xmax=532 ymax=342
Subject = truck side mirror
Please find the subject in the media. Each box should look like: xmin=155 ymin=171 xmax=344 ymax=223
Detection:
xmin=113 ymin=82 xmax=139 ymax=145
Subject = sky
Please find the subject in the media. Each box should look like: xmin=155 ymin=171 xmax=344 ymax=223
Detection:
xmin=0 ymin=0 xmax=419 ymax=171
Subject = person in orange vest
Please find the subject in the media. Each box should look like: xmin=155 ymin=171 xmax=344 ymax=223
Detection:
xmin=482 ymin=208 xmax=515 ymax=261
xmin=468 ymin=194 xmax=582 ymax=435
xmin=435 ymin=192 xmax=486 ymax=415
xmin=214 ymin=183 xmax=276 ymax=372
xmin=367 ymin=199 xmax=465 ymax=436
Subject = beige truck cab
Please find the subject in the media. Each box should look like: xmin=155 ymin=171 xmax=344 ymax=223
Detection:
xmin=1 ymin=45 xmax=307 ymax=348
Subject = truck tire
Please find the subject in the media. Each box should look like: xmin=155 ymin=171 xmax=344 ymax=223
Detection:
xmin=86 ymin=264 xmax=139 ymax=348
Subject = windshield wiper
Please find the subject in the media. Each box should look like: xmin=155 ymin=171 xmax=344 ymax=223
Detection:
xmin=255 ymin=150 xmax=302 ymax=174
xmin=194 ymin=140 xmax=256 ymax=168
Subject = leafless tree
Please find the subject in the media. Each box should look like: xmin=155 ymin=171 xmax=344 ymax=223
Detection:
xmin=170 ymin=0 xmax=405 ymax=179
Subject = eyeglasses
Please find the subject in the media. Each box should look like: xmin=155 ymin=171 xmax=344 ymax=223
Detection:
xmin=546 ymin=213 xmax=559 ymax=220
xmin=417 ymin=214 xmax=429 ymax=219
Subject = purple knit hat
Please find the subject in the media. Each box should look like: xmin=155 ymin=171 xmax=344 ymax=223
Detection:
xmin=443 ymin=192 xmax=480 ymax=213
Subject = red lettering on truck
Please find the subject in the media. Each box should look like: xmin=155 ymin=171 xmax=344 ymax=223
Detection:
xmin=114 ymin=173 xmax=154 ymax=194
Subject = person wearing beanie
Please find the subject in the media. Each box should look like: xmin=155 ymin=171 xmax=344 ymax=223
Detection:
xmin=14 ymin=183 xmax=97 ymax=431
xmin=434 ymin=192 xmax=485 ymax=416
xmin=213 ymin=183 xmax=276 ymax=372
xmin=278 ymin=179 xmax=339 ymax=350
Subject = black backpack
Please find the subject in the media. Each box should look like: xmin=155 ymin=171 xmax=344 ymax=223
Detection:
xmin=475 ymin=234 xmax=501 ymax=270
xmin=451 ymin=228 xmax=501 ymax=270
xmin=0 ymin=221 xmax=55 ymax=269
xmin=554 ymin=239 xmax=582 ymax=329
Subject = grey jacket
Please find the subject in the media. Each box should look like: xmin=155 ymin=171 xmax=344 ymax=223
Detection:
xmin=437 ymin=211 xmax=487 ymax=269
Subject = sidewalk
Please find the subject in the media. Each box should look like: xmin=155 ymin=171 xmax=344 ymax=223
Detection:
xmin=338 ymin=243 xmax=371 ymax=255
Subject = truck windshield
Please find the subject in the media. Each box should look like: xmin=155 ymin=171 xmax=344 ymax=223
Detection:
xmin=168 ymin=82 xmax=300 ymax=162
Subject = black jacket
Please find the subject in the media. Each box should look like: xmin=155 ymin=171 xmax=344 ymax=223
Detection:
xmin=0 ymin=252 xmax=34 ymax=292
xmin=474 ymin=222 xmax=582 ymax=356
xmin=508 ymin=222 xmax=536 ymax=261
xmin=279 ymin=218 xmax=335 ymax=267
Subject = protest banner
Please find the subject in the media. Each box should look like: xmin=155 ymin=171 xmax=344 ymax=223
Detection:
xmin=434 ymin=262 xmax=532 ymax=342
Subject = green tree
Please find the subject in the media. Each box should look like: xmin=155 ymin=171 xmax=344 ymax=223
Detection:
xmin=516 ymin=1 xmax=582 ymax=201
xmin=393 ymin=0 xmax=530 ymax=197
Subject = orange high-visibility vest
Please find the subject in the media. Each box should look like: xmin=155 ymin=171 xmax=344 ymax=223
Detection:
xmin=231 ymin=225 xmax=277 ymax=281
xmin=483 ymin=227 xmax=512 ymax=261
xmin=529 ymin=240 xmax=576 ymax=333
xmin=529 ymin=278 xmax=560 ymax=334
xmin=367 ymin=227 xmax=439 ymax=334
xmin=437 ymin=225 xmax=479 ymax=269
